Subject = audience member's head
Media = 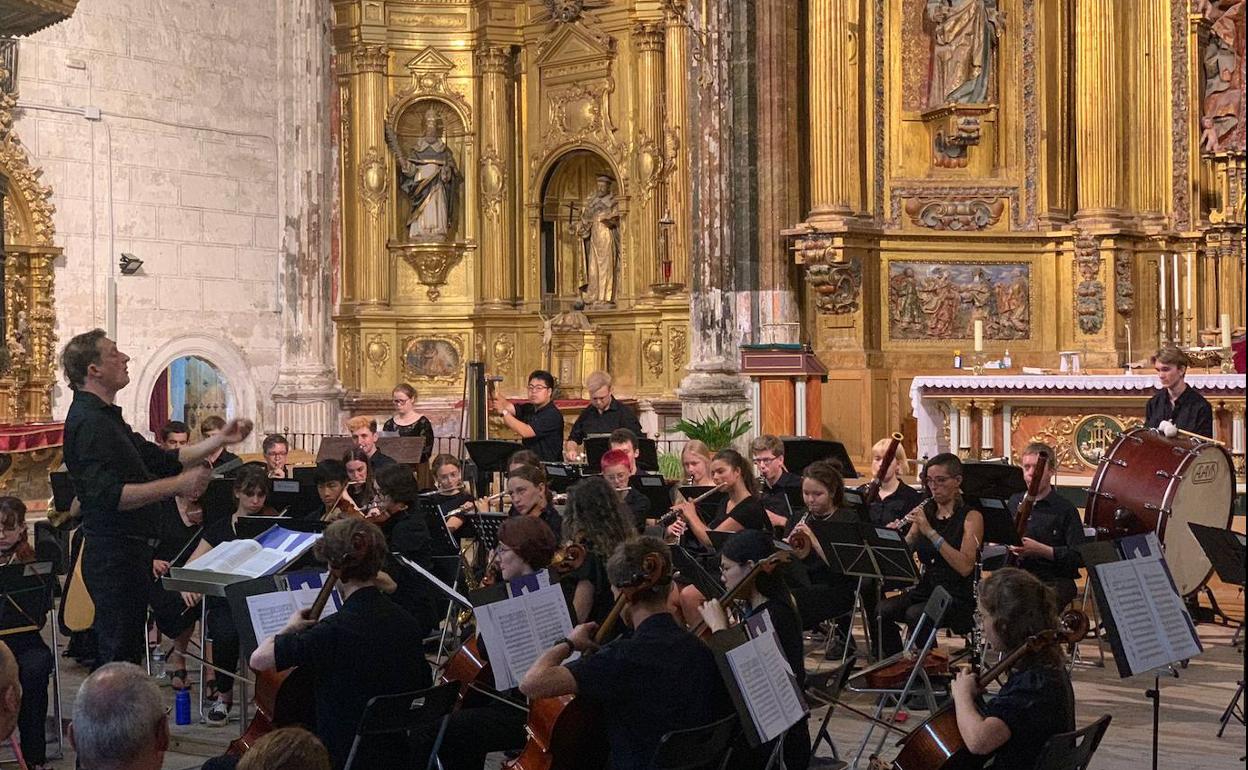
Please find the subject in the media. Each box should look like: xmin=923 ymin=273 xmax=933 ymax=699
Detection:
xmin=0 ymin=641 xmax=20 ymax=742
xmin=237 ymin=727 xmax=331 ymax=770
xmin=70 ymin=662 xmax=169 ymax=770
xmin=157 ymin=420 xmax=191 ymax=450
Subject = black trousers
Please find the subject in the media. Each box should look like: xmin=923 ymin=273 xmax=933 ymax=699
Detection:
xmin=81 ymin=536 xmax=153 ymax=666
xmin=412 ymin=698 xmax=527 ymax=770
xmin=206 ymin=598 xmax=239 ymax=697
xmin=7 ymin=632 xmax=53 ymax=764
xmin=877 ymin=589 xmax=974 ymax=658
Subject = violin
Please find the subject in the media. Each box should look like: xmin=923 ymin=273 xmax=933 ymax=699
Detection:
xmin=227 ymin=571 xmax=341 ymax=757
xmin=504 ymin=551 xmax=668 ymax=770
xmin=887 ymin=610 xmax=1089 ymax=770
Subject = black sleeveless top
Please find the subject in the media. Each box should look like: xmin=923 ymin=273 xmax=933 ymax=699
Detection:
xmin=914 ymin=499 xmax=975 ymax=605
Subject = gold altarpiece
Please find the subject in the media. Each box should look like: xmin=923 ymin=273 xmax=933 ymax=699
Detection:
xmin=331 ymin=0 xmax=692 ymax=412
xmin=788 ymin=0 xmax=1246 ymax=462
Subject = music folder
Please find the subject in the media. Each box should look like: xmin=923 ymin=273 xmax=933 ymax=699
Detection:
xmin=468 ymin=577 xmax=575 ymax=691
xmin=708 ymin=609 xmax=808 ymax=747
xmin=806 ymin=520 xmax=917 ymax=584
xmin=226 ymin=569 xmax=344 ymax=664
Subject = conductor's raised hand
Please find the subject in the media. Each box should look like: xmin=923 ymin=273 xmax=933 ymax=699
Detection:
xmin=219 ymin=418 xmax=254 ymax=445
xmin=177 ymin=464 xmax=213 ymax=499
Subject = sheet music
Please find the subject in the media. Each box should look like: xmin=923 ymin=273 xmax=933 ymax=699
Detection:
xmin=1095 ymin=536 xmax=1202 ymax=676
xmin=725 ymin=628 xmax=806 ymax=743
xmin=244 ymin=587 xmax=339 ymax=643
xmin=474 ymin=582 xmax=574 ymax=691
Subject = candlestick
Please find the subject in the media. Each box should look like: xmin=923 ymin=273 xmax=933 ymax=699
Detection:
xmin=973 ymin=319 xmax=984 ymax=352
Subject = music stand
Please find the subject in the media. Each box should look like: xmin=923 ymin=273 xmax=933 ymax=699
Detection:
xmin=377 ymin=436 xmax=425 ymax=465
xmin=268 ymin=476 xmax=321 ymax=518
xmin=1188 ymin=523 xmax=1247 ymax=736
xmin=541 ymin=462 xmax=582 ymax=493
xmin=630 ymin=474 xmax=673 ymax=515
xmin=584 ymin=435 xmax=660 ymax=472
xmin=464 ymin=440 xmax=524 ymax=494
xmin=959 ymin=462 xmax=1025 ymax=500
xmin=49 ymin=471 xmax=75 ymax=513
xmin=780 ymin=437 xmax=858 ymax=479
xmin=678 ymin=486 xmax=724 ymax=523
xmin=199 ymin=477 xmax=237 ymax=525
xmin=671 ymin=545 xmax=727 ymax=600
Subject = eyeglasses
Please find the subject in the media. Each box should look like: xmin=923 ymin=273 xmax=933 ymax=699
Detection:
xmin=752 ymin=456 xmax=779 ymax=465
xmin=527 ymin=384 xmax=550 ymax=391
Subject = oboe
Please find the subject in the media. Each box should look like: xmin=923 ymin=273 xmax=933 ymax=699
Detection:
xmin=970 ymin=532 xmax=986 ymax=669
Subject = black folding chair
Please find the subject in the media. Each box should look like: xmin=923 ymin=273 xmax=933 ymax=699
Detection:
xmin=1032 ymin=714 xmax=1112 ymax=770
xmin=342 ymin=681 xmax=460 ymax=770
xmin=651 ymin=714 xmax=739 ymax=770
xmin=805 ymin=661 xmax=856 ymax=765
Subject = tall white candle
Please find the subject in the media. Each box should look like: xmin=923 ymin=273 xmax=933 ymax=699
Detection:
xmin=1186 ymin=252 xmax=1195 ymax=343
xmin=974 ymin=319 xmax=984 ymax=352
xmin=1221 ymin=313 xmax=1232 ymax=349
xmin=1159 ymin=258 xmax=1167 ymax=335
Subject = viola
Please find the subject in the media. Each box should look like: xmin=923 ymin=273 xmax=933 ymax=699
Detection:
xmin=689 ymin=550 xmax=793 ymax=639
xmin=886 ymin=610 xmax=1089 ymax=770
xmin=227 ymin=573 xmax=340 ymax=757
xmin=504 ymin=552 xmax=667 ymax=770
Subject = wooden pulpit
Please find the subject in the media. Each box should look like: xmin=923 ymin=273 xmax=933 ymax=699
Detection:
xmin=740 ymin=344 xmax=828 ymax=438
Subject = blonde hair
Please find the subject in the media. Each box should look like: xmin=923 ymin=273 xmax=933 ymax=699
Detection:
xmin=585 ymin=370 xmax=612 ymax=392
xmin=345 ymin=415 xmax=378 ymax=433
xmin=681 ymin=440 xmax=712 ymax=462
xmin=871 ymin=437 xmax=909 ymax=470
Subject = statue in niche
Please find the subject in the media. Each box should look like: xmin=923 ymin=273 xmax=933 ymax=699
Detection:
xmin=386 ymin=106 xmax=461 ymax=242
xmin=926 ymin=0 xmax=1002 ymax=108
xmin=575 ymin=174 xmax=620 ymax=308
xmin=1197 ymin=0 xmax=1245 ymax=153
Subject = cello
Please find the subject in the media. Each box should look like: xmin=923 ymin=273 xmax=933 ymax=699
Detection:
xmin=504 ymin=550 xmax=667 ymax=770
xmin=227 ymin=571 xmax=341 ymax=757
xmin=885 ymin=609 xmax=1088 ymax=770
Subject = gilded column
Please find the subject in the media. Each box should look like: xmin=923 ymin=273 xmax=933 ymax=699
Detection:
xmin=755 ymin=0 xmax=802 ymax=343
xmin=663 ymin=3 xmax=691 ymax=288
xmin=1074 ymin=1 xmax=1127 ymax=224
xmin=477 ymin=45 xmax=515 ymax=308
xmin=273 ymin=0 xmax=343 ymax=434
xmin=1133 ymin=1 xmax=1171 ymax=226
xmin=634 ymin=22 xmax=665 ymax=296
xmin=806 ymin=0 xmax=860 ymax=224
xmin=347 ymin=44 xmax=390 ymax=306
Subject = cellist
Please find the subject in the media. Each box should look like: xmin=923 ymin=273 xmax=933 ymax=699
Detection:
xmin=250 ymin=517 xmax=432 ymax=770
xmin=949 ymin=567 xmax=1075 ymax=766
xmin=520 ymin=536 xmax=730 ymax=770
xmin=416 ymin=516 xmax=557 ymax=770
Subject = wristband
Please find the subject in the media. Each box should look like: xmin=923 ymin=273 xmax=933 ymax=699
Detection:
xmin=930 ymin=534 xmax=946 ymax=551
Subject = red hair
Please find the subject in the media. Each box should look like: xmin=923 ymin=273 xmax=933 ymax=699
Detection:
xmin=600 ymin=448 xmax=632 ymax=473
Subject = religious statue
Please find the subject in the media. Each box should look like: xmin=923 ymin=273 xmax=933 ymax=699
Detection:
xmin=926 ymin=0 xmax=1002 ymax=108
xmin=1197 ymin=0 xmax=1245 ymax=153
xmin=918 ymin=267 xmax=960 ymax=338
xmin=575 ymin=174 xmax=620 ymax=308
xmin=962 ymin=267 xmax=997 ymax=334
xmin=386 ymin=107 xmax=461 ymax=242
xmin=890 ymin=267 xmax=925 ymax=331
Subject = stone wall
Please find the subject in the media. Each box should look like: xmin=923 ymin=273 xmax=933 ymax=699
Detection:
xmin=13 ymin=0 xmax=281 ymax=440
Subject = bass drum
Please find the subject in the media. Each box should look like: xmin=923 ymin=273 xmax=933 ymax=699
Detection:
xmin=1085 ymin=427 xmax=1234 ymax=596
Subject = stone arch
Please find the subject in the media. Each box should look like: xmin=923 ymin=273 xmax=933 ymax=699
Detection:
xmin=127 ymin=335 xmax=260 ymax=445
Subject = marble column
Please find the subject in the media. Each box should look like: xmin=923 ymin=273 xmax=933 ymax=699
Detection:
xmin=663 ymin=4 xmax=692 ymax=288
xmin=806 ymin=0 xmax=861 ymax=224
xmin=755 ymin=0 xmax=802 ymax=343
xmin=977 ymin=399 xmax=996 ymax=460
xmin=634 ymin=22 xmax=665 ymax=295
xmin=1073 ymin=0 xmax=1127 ymax=225
xmin=477 ymin=45 xmax=515 ymax=307
xmin=676 ymin=0 xmax=750 ymax=429
xmin=271 ymin=0 xmax=343 ymax=436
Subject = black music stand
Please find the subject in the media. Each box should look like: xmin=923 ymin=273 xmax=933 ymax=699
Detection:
xmin=267 ymin=476 xmax=321 ymax=518
xmin=780 ymin=437 xmax=858 ymax=479
xmin=960 ymin=462 xmax=1025 ymax=500
xmin=630 ymin=474 xmax=673 ymax=515
xmin=584 ymin=435 xmax=659 ymax=472
xmin=671 ymin=545 xmax=727 ymax=600
xmin=541 ymin=462 xmax=582 ymax=493
xmin=199 ymin=477 xmax=237 ymax=525
xmin=678 ymin=486 xmax=724 ymax=523
xmin=464 ymin=440 xmax=524 ymax=494
xmin=1188 ymin=523 xmax=1247 ymax=736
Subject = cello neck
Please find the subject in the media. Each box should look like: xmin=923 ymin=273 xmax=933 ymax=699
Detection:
xmin=307 ymin=574 xmax=340 ymax=620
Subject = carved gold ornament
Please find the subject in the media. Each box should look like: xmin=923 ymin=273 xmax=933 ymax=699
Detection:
xmin=393 ymin=242 xmax=468 ymax=302
xmin=365 ymin=335 xmax=390 ymax=377
xmin=359 ymin=146 xmax=389 ymax=220
xmin=492 ymin=334 xmax=516 ymax=377
xmin=642 ymin=330 xmax=664 ymax=377
xmin=479 ymin=148 xmax=507 ymax=221
xmin=669 ymin=326 xmax=687 ymax=370
xmin=903 ymin=197 xmax=1005 ymax=231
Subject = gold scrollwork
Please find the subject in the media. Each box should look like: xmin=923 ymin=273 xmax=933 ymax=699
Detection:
xmin=1024 ymin=412 xmax=1144 ymax=469
xmin=668 ymin=326 xmax=687 ymax=371
xmin=492 ymin=334 xmax=516 ymax=378
xmin=633 ymin=131 xmax=664 ymax=202
xmin=642 ymin=330 xmax=664 ymax=377
xmin=392 ymin=242 xmax=468 ymax=301
xmin=359 ymin=146 xmax=389 ymax=220
xmin=479 ymin=148 xmax=507 ymax=221
xmin=365 ymin=335 xmax=390 ymax=377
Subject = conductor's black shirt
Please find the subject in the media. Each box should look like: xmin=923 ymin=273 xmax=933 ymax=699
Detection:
xmin=1144 ymin=385 xmax=1214 ymax=438
xmin=64 ymin=390 xmax=183 ymax=540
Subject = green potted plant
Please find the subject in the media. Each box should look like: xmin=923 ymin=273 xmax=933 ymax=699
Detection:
xmin=669 ymin=408 xmax=752 ymax=452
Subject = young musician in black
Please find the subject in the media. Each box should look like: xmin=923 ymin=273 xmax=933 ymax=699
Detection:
xmin=877 ymin=453 xmax=983 ymax=657
xmin=148 ymin=491 xmax=205 ymax=691
xmin=505 ymin=464 xmax=563 ymax=540
xmin=698 ymin=530 xmax=810 ymax=770
xmin=1144 ymin=347 xmax=1214 ymax=438
xmin=521 ymin=537 xmax=731 ymax=770
xmin=431 ymin=453 xmax=476 ymax=539
xmin=251 ymin=518 xmax=433 ymax=770
xmin=1006 ymin=442 xmax=1087 ymax=609
xmin=342 ymin=448 xmax=376 ymax=510
xmin=384 ymin=383 xmax=436 ymax=463
xmin=861 ymin=437 xmax=923 ymax=528
xmin=419 ymin=516 xmax=557 ymax=770
xmin=561 ymin=475 xmax=636 ymax=625
xmin=180 ymin=466 xmax=275 ymax=725
xmin=951 ymin=567 xmax=1075 ymax=767
xmin=494 ymin=369 xmax=564 ymax=462
xmin=564 ymin=370 xmax=644 ymax=462
xmin=787 ymin=461 xmax=858 ymax=635
xmin=600 ymin=448 xmax=651 ymax=531
xmin=372 ymin=464 xmax=439 ymax=636
xmin=0 ymin=497 xmax=54 ymax=770
xmin=750 ymin=434 xmax=803 ymax=529
xmin=313 ymin=460 xmax=353 ymax=521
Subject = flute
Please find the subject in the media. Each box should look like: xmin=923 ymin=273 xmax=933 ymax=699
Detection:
xmin=656 ymin=484 xmax=726 ymax=527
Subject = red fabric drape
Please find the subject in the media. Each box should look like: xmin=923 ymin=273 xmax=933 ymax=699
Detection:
xmin=149 ymin=367 xmax=170 ymax=439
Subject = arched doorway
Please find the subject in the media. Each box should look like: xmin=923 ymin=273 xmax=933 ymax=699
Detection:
xmin=148 ymin=356 xmax=232 ymax=438
xmin=539 ymin=150 xmax=615 ymax=308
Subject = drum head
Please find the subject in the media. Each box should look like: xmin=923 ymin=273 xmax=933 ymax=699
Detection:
xmin=1165 ymin=442 xmax=1234 ymax=596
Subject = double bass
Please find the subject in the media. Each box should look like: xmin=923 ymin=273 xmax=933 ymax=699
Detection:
xmin=227 ymin=572 xmax=340 ymax=757
xmin=504 ymin=550 xmax=667 ymax=770
xmin=885 ymin=610 xmax=1088 ymax=770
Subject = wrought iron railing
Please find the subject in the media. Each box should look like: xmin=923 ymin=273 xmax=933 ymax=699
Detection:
xmin=0 ymin=39 xmax=17 ymax=94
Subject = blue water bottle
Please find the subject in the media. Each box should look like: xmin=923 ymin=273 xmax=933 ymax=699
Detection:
xmin=174 ymin=687 xmax=191 ymax=726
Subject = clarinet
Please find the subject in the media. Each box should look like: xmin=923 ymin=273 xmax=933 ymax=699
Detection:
xmin=970 ymin=533 xmax=985 ymax=669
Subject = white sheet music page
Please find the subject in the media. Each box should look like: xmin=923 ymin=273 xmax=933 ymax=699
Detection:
xmin=726 ymin=610 xmax=807 ymax=743
xmin=475 ymin=582 xmax=575 ymax=691
xmin=1095 ymin=533 xmax=1202 ymax=676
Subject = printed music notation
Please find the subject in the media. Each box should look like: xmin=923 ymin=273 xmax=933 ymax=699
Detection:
xmin=473 ymin=582 xmax=575 ymax=691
